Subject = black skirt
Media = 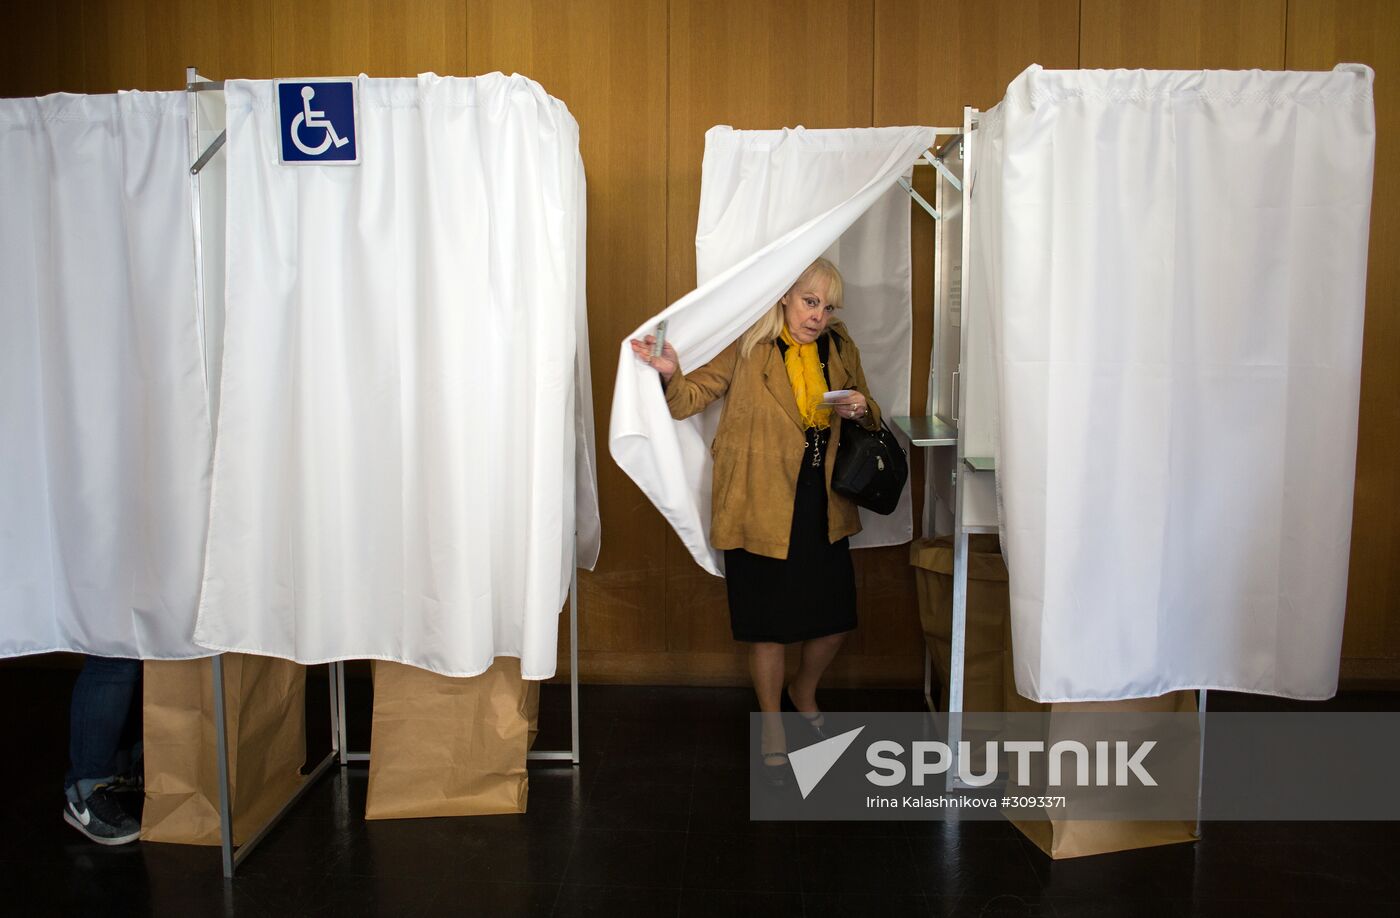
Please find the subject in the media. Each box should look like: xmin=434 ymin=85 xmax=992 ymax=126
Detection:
xmin=724 ymin=427 xmax=858 ymax=644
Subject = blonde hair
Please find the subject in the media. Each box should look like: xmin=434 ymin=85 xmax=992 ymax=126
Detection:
xmin=739 ymin=258 xmax=844 ymax=357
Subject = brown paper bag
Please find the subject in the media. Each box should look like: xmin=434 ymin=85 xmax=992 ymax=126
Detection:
xmin=365 ymin=658 xmax=530 ymax=819
xmin=141 ymin=654 xmax=307 ymax=846
xmin=1007 ymin=689 xmax=1200 ymax=859
xmin=910 ymin=535 xmax=1009 ymax=714
xmin=911 ymin=535 xmax=1009 ymax=773
xmin=1014 ymin=812 xmax=1200 ymax=860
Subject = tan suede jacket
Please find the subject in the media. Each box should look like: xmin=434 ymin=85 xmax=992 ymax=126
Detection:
xmin=663 ymin=321 xmax=883 ymax=560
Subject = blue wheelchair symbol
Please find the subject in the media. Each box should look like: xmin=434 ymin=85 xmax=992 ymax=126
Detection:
xmin=278 ymin=81 xmax=358 ymax=164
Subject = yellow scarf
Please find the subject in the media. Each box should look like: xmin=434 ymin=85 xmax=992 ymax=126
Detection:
xmin=780 ymin=326 xmax=830 ymax=430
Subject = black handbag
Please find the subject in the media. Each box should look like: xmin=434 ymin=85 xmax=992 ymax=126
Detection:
xmin=832 ymin=417 xmax=908 ymax=515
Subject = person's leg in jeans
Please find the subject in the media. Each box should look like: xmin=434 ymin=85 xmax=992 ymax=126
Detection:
xmin=64 ymin=656 xmax=142 ymax=845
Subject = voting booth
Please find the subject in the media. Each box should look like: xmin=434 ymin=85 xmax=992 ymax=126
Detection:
xmin=0 ymin=66 xmax=602 ymax=875
xmin=610 ymin=63 xmax=1375 ymax=856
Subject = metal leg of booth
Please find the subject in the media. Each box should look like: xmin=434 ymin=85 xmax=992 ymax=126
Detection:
xmin=1197 ymin=688 xmax=1208 ymax=836
xmin=210 ymin=655 xmax=340 ymax=878
xmin=526 ymin=555 xmax=582 ymax=765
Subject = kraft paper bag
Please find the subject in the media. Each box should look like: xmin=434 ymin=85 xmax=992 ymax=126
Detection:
xmin=365 ymin=658 xmax=530 ymax=819
xmin=1007 ymin=690 xmax=1200 ymax=859
xmin=141 ymin=655 xmax=307 ymax=845
xmin=1014 ymin=813 xmax=1200 ymax=861
xmin=910 ymin=535 xmax=1008 ymax=714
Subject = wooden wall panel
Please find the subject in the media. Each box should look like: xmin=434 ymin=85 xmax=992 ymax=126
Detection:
xmin=1079 ymin=0 xmax=1286 ymax=69
xmin=0 ymin=1 xmax=88 ymax=96
xmin=875 ymin=0 xmax=1079 ymax=126
xmin=81 ymin=0 xmax=275 ymax=92
xmin=465 ymin=0 xmax=672 ymax=672
xmin=1287 ymin=0 xmax=1400 ymax=683
xmin=270 ymin=0 xmax=467 ymax=78
xmin=82 ymin=0 xmax=161 ymax=91
xmin=144 ymin=0 xmax=277 ymax=85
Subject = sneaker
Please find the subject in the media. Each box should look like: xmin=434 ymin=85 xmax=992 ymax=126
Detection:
xmin=64 ymin=787 xmax=141 ymax=846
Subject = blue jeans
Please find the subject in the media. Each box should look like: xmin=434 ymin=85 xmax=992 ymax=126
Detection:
xmin=66 ymin=656 xmax=142 ymax=802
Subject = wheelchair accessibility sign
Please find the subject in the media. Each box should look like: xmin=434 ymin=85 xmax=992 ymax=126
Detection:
xmin=277 ymin=80 xmax=358 ymax=164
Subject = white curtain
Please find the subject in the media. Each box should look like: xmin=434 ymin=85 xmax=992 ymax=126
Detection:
xmin=978 ymin=65 xmax=1376 ymax=702
xmin=0 ymin=92 xmax=212 ymax=660
xmin=611 ymin=126 xmax=934 ymax=575
xmin=194 ymin=74 xmax=598 ymax=679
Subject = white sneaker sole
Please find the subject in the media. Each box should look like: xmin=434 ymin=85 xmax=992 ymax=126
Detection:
xmin=63 ymin=809 xmax=140 ymax=846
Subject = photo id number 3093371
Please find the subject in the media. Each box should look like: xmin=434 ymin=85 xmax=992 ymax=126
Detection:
xmin=1000 ymin=796 xmax=1067 ymax=809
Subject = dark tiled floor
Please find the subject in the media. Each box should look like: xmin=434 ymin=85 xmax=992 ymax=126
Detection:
xmin=2 ymin=664 xmax=1398 ymax=917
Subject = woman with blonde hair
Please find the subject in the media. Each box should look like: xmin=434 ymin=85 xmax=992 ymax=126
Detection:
xmin=630 ymin=258 xmax=882 ymax=784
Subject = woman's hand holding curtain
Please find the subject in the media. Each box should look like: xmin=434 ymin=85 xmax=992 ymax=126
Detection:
xmin=630 ymin=335 xmax=679 ymax=383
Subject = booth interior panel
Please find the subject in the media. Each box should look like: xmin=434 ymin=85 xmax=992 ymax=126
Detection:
xmin=466 ymin=0 xmax=673 ymax=667
xmin=1078 ymin=0 xmax=1287 ymax=69
xmin=1287 ymin=0 xmax=1400 ymax=679
xmin=270 ymin=0 xmax=468 ymax=79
